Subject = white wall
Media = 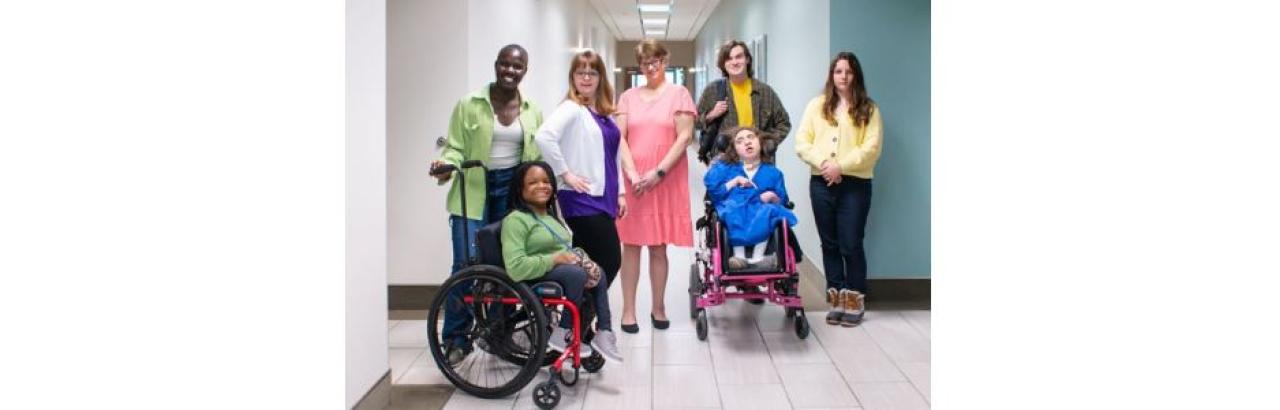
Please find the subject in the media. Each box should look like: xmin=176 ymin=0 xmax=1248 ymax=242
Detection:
xmin=346 ymin=0 xmax=388 ymax=407
xmin=390 ymin=0 xmax=616 ymax=285
xmin=693 ymin=0 xmax=831 ymax=261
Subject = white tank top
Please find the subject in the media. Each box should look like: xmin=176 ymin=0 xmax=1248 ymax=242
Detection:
xmin=489 ymin=115 xmax=523 ymax=169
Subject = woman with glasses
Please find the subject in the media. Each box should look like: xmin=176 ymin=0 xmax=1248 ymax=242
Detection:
xmin=614 ymin=39 xmax=697 ymax=333
xmin=532 ymin=49 xmax=624 ymax=354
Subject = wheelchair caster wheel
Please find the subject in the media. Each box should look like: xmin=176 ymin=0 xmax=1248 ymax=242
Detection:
xmin=794 ymin=313 xmax=810 ymax=340
xmin=688 ymin=264 xmax=703 ymax=319
xmin=583 ymin=351 xmax=605 ymax=373
xmin=533 ymin=381 xmax=560 ymax=409
xmin=695 ymin=309 xmax=708 ymax=341
xmin=557 ymin=365 xmax=580 ymax=386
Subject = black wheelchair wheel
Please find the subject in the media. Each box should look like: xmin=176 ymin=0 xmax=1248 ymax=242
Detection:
xmin=688 ymin=263 xmax=703 ymax=319
xmin=426 ymin=265 xmax=548 ymax=399
xmin=695 ymin=309 xmax=709 ymax=341
xmin=794 ymin=312 xmax=810 ymax=340
xmin=532 ymin=380 xmax=561 ymax=409
xmin=582 ymin=351 xmax=605 ymax=373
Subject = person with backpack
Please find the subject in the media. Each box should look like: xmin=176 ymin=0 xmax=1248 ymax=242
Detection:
xmin=695 ymin=40 xmax=791 ymax=165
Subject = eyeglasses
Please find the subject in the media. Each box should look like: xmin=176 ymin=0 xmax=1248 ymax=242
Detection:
xmin=641 ymin=58 xmax=666 ymax=69
xmin=574 ymin=70 xmax=600 ymax=79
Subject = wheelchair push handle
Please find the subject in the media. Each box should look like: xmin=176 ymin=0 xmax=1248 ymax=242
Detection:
xmin=429 ymin=159 xmax=487 ymax=177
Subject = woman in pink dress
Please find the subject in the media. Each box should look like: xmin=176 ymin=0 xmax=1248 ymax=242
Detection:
xmin=614 ymin=39 xmax=696 ymax=333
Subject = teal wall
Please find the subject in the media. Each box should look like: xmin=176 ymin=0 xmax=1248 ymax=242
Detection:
xmin=831 ymin=0 xmax=931 ymax=278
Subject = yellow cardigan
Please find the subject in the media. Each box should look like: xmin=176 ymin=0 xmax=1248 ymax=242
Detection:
xmin=794 ymin=96 xmax=883 ymax=179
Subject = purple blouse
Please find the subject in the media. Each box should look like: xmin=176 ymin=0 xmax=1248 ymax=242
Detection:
xmin=558 ymin=110 xmax=620 ymax=218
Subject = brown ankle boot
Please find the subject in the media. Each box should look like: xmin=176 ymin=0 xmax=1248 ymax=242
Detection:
xmin=825 ymin=288 xmax=844 ymax=325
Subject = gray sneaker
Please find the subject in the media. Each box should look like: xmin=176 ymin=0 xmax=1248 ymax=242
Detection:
xmin=549 ymin=326 xmax=593 ymax=356
xmin=445 ymin=345 xmax=469 ymax=367
xmin=590 ymin=330 xmax=624 ymax=362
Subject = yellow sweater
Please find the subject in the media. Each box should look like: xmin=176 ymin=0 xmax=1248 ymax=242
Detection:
xmin=794 ymin=96 xmax=883 ymax=179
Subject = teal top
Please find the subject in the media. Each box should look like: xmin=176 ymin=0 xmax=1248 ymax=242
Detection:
xmin=500 ymin=210 xmax=571 ymax=282
xmin=440 ymin=84 xmax=543 ymax=220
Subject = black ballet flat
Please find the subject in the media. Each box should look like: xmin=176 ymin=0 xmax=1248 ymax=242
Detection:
xmin=621 ymin=322 xmax=639 ymax=334
xmin=651 ymin=314 xmax=670 ymax=330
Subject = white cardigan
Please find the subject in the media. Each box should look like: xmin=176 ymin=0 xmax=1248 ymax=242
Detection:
xmin=534 ymin=100 xmax=624 ymax=196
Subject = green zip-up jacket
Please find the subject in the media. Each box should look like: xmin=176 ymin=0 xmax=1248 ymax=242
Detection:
xmin=501 ymin=210 xmax=571 ymax=282
xmin=440 ymin=84 xmax=543 ymax=220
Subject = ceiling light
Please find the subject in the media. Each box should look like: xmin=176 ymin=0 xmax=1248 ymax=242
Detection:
xmin=642 ymin=18 xmax=666 ymax=26
xmin=638 ymin=4 xmax=671 ymax=13
xmin=645 ymin=29 xmax=665 ymax=35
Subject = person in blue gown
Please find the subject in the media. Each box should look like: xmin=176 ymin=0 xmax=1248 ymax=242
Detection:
xmin=703 ymin=126 xmax=798 ymax=269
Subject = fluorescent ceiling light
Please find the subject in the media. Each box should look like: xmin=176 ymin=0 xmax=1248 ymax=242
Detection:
xmin=643 ymin=18 xmax=666 ymax=26
xmin=638 ymin=4 xmax=671 ymax=13
xmin=645 ymin=29 xmax=665 ymax=35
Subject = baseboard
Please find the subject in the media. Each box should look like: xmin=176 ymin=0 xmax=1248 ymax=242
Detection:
xmin=388 ymin=285 xmax=441 ymax=310
xmin=351 ymin=370 xmax=391 ymax=410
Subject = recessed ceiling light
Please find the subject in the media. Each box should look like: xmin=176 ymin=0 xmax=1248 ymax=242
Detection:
xmin=642 ymin=18 xmax=666 ymax=26
xmin=638 ymin=4 xmax=671 ymax=13
xmin=645 ymin=29 xmax=665 ymax=35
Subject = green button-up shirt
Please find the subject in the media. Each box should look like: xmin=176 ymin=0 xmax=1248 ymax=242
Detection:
xmin=440 ymin=84 xmax=543 ymax=220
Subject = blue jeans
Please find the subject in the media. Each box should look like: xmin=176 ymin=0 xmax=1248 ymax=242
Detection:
xmin=441 ymin=167 xmax=516 ymax=348
xmin=809 ymin=175 xmax=873 ymax=293
xmin=538 ymin=264 xmax=613 ymax=331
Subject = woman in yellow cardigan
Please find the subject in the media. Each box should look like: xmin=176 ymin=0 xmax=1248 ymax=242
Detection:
xmin=795 ymin=51 xmax=883 ymax=328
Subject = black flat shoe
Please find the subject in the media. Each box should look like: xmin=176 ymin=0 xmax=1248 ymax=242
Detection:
xmin=651 ymin=314 xmax=670 ymax=330
xmin=620 ymin=323 xmax=639 ymax=334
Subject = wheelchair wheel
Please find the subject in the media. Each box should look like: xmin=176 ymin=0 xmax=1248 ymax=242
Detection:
xmin=532 ymin=380 xmax=561 ymax=409
xmin=583 ymin=351 xmax=605 ymax=373
xmin=794 ymin=312 xmax=810 ymax=340
xmin=426 ymin=265 xmax=548 ymax=399
xmin=688 ymin=263 xmax=703 ymax=319
xmin=695 ymin=309 xmax=708 ymax=341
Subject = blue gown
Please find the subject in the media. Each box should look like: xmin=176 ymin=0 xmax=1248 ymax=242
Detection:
xmin=703 ymin=161 xmax=799 ymax=247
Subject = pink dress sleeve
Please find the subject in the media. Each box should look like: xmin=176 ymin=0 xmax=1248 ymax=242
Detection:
xmin=670 ymin=86 xmax=696 ymax=116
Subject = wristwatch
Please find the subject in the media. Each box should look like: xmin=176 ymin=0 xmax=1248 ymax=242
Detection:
xmin=656 ymin=169 xmax=666 ymax=179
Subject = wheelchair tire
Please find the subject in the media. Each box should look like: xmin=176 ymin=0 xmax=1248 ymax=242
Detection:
xmin=532 ymin=380 xmax=561 ymax=410
xmin=583 ymin=351 xmax=605 ymax=373
xmin=794 ymin=313 xmax=810 ymax=340
xmin=688 ymin=263 xmax=702 ymax=319
xmin=695 ymin=309 xmax=709 ymax=341
xmin=426 ymin=265 xmax=548 ymax=399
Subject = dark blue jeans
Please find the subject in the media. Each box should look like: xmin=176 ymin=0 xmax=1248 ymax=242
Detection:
xmin=538 ymin=264 xmax=613 ymax=331
xmin=809 ymin=175 xmax=873 ymax=293
xmin=441 ymin=167 xmax=516 ymax=348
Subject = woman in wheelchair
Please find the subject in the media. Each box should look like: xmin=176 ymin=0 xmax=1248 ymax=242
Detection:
xmin=501 ymin=161 xmax=623 ymax=363
xmin=703 ymin=126 xmax=799 ymax=271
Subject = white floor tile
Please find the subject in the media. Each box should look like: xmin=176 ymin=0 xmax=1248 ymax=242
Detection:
xmin=897 ymin=362 xmax=930 ymax=403
xmin=441 ymin=390 xmax=517 ymax=410
xmin=390 ymin=348 xmax=426 ymax=382
xmin=652 ymin=364 xmax=722 ymax=408
xmin=762 ymin=330 xmax=832 ymax=365
xmin=654 ymin=330 xmax=712 ymax=365
xmin=860 ymin=312 xmax=930 ymax=363
xmin=588 ymin=346 xmax=652 ymax=387
xmin=581 ymin=382 xmax=652 ymax=410
xmin=777 ymin=363 xmax=860 ymax=408
xmin=817 ymin=325 xmax=907 ymax=383
xmin=389 ymin=319 xmax=429 ymax=348
xmin=396 ymin=357 xmax=450 ymax=385
xmin=898 ymin=311 xmax=930 ymax=339
xmin=718 ymin=383 xmax=793 ymax=410
xmin=710 ymin=340 xmax=780 ymax=385
xmin=849 ymin=382 xmax=930 ymax=410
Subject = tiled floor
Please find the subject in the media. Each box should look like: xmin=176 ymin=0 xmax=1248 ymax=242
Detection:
xmin=385 ymin=246 xmax=930 ymax=410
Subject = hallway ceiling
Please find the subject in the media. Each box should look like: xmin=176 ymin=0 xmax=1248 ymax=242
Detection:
xmin=588 ymin=0 xmax=720 ymax=41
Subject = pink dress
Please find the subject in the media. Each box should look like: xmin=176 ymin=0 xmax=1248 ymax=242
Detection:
xmin=615 ymin=84 xmax=696 ymax=247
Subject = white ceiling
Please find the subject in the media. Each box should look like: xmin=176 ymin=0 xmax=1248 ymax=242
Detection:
xmin=587 ymin=0 xmax=720 ymax=41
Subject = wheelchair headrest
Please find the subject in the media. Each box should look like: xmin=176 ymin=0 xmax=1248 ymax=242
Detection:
xmin=475 ymin=221 xmax=506 ymax=269
xmin=714 ymin=129 xmax=780 ymax=161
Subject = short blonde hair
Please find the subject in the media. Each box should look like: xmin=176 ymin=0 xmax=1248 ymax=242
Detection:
xmin=634 ymin=39 xmax=669 ymax=64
